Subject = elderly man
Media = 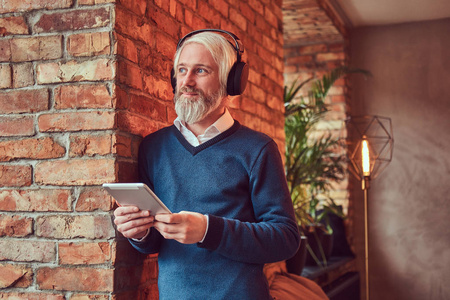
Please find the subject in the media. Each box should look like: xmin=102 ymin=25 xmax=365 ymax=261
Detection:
xmin=114 ymin=29 xmax=300 ymax=299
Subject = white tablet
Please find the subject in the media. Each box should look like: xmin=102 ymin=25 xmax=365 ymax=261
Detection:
xmin=103 ymin=183 xmax=171 ymax=215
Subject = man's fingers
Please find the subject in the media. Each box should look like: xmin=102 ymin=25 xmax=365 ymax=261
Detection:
xmin=153 ymin=212 xmax=207 ymax=244
xmin=155 ymin=213 xmax=180 ymax=223
xmin=114 ymin=208 xmax=151 ymax=225
xmin=112 ymin=205 xmax=157 ymax=239
xmin=114 ymin=205 xmax=140 ymax=216
xmin=115 ymin=215 xmax=154 ymax=238
xmin=116 ymin=218 xmax=153 ymax=236
xmin=121 ymin=224 xmax=152 ymax=239
xmin=153 ymin=220 xmax=180 ymax=233
xmin=117 ymin=215 xmax=154 ymax=229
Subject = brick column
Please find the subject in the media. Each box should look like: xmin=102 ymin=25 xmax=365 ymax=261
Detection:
xmin=1 ymin=0 xmax=124 ymax=299
xmin=1 ymin=1 xmax=286 ymax=299
xmin=283 ymin=0 xmax=352 ymax=213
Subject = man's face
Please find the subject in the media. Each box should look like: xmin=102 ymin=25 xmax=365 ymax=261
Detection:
xmin=174 ymin=43 xmax=225 ymax=124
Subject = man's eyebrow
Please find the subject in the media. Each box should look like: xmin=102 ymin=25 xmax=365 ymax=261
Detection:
xmin=177 ymin=62 xmax=213 ymax=69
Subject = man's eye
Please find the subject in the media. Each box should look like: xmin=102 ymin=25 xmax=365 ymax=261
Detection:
xmin=197 ymin=68 xmax=207 ymax=74
xmin=178 ymin=67 xmax=186 ymax=74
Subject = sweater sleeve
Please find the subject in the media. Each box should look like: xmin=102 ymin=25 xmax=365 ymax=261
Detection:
xmin=128 ymin=227 xmax=163 ymax=254
xmin=198 ymin=140 xmax=300 ymax=264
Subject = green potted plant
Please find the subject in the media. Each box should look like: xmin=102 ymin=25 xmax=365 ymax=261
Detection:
xmin=284 ymin=67 xmax=369 ymax=271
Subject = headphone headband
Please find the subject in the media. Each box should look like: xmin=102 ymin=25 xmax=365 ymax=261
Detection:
xmin=176 ymin=29 xmax=245 ymax=61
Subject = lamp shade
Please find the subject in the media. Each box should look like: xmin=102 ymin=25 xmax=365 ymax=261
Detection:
xmin=343 ymin=115 xmax=394 ymax=180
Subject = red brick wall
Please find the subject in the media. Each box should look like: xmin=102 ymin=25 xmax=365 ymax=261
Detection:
xmin=0 ymin=0 xmax=118 ymax=298
xmin=0 ymin=0 xmax=285 ymax=299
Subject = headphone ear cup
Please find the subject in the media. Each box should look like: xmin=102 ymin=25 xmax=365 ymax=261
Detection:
xmin=227 ymin=62 xmax=249 ymax=96
xmin=170 ymin=69 xmax=176 ymax=94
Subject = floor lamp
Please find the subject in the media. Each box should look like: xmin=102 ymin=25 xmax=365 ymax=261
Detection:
xmin=343 ymin=115 xmax=394 ymax=300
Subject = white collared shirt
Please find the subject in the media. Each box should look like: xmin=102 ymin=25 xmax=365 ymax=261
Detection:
xmin=173 ymin=108 xmax=235 ymax=146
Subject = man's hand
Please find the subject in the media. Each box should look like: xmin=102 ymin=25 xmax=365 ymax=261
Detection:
xmin=114 ymin=206 xmax=154 ymax=239
xmin=153 ymin=211 xmax=207 ymax=244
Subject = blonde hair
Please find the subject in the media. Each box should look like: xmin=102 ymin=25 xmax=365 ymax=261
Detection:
xmin=173 ymin=32 xmax=237 ymax=94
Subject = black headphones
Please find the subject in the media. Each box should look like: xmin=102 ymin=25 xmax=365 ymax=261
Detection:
xmin=170 ymin=29 xmax=249 ymax=96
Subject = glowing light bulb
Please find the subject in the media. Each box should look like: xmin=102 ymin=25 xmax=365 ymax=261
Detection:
xmin=362 ymin=139 xmax=370 ymax=177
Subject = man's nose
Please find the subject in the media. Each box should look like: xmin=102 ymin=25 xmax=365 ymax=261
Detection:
xmin=181 ymin=70 xmax=196 ymax=87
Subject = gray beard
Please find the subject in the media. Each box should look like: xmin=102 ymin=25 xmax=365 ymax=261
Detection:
xmin=174 ymin=87 xmax=223 ymax=124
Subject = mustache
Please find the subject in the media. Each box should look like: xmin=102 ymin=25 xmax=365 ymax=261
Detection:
xmin=178 ymin=86 xmax=203 ymax=94
xmin=180 ymin=86 xmax=199 ymax=93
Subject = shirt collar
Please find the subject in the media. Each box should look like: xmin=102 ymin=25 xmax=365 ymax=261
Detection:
xmin=210 ymin=108 xmax=234 ymax=133
xmin=174 ymin=108 xmax=234 ymax=135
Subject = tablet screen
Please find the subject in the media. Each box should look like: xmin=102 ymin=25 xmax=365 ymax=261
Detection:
xmin=103 ymin=183 xmax=171 ymax=215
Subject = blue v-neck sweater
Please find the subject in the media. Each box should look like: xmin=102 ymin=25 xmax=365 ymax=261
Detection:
xmin=130 ymin=121 xmax=300 ymax=300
